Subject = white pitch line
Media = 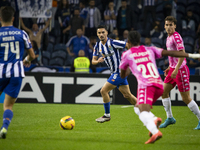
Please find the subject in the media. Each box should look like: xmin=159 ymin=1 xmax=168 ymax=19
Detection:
xmin=121 ymin=105 xmax=133 ymax=108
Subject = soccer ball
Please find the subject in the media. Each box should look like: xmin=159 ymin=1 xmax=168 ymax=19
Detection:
xmin=60 ymin=116 xmax=75 ymax=130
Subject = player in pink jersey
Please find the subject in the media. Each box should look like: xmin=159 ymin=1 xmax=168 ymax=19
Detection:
xmin=119 ymin=31 xmax=200 ymax=144
xmin=160 ymin=16 xmax=200 ymax=130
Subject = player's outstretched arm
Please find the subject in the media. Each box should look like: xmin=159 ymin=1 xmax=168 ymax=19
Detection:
xmin=23 ymin=48 xmax=35 ymax=67
xmin=161 ymin=50 xmax=188 ymax=57
xmin=162 ymin=50 xmax=200 ymax=59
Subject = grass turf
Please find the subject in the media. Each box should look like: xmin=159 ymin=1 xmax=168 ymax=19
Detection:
xmin=0 ymin=103 xmax=200 ymax=150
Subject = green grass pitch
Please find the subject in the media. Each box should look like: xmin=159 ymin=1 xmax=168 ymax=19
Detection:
xmin=0 ymin=103 xmax=200 ymax=150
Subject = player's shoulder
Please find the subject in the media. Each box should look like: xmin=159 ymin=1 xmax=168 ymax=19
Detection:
xmin=94 ymin=41 xmax=100 ymax=48
xmin=121 ymin=49 xmax=131 ymax=58
xmin=172 ymin=31 xmax=182 ymax=38
xmin=112 ymin=38 xmax=125 ymax=43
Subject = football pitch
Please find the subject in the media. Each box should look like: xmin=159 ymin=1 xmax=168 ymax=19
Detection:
xmin=0 ymin=103 xmax=200 ymax=150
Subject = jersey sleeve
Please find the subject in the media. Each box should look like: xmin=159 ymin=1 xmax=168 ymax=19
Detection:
xmin=93 ymin=42 xmax=99 ymax=56
xmin=22 ymin=30 xmax=32 ymax=49
xmin=150 ymin=46 xmax=163 ymax=59
xmin=112 ymin=40 xmax=126 ymax=49
xmin=173 ymin=33 xmax=184 ymax=51
xmin=119 ymin=51 xmax=129 ymax=70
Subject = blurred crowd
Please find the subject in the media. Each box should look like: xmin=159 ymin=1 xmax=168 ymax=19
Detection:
xmin=1 ymin=0 xmax=200 ymax=73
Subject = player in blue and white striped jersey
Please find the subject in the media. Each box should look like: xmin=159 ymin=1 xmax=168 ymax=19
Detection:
xmin=0 ymin=6 xmax=35 ymax=139
xmin=92 ymin=25 xmax=137 ymax=123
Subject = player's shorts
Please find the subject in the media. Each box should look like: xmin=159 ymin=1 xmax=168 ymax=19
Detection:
xmin=164 ymin=65 xmax=190 ymax=92
xmin=137 ymin=86 xmax=164 ymax=106
xmin=107 ymin=73 xmax=128 ymax=88
xmin=0 ymin=77 xmax=23 ymax=98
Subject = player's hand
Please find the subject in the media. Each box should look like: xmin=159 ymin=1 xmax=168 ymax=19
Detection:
xmin=98 ymin=57 xmax=104 ymax=63
xmin=171 ymin=70 xmax=178 ymax=79
xmin=23 ymin=59 xmax=31 ymax=67
xmin=163 ymin=67 xmax=170 ymax=76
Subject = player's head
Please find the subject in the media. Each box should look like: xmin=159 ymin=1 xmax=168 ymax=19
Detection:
xmin=128 ymin=31 xmax=140 ymax=46
xmin=97 ymin=25 xmax=108 ymax=42
xmin=164 ymin=16 xmax=177 ymax=36
xmin=0 ymin=6 xmax=15 ymax=24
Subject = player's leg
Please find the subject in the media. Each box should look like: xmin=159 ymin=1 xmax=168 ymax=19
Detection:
xmin=0 ymin=94 xmax=16 ymax=139
xmin=160 ymin=83 xmax=176 ymax=128
xmin=0 ymin=77 xmax=22 ymax=139
xmin=137 ymin=87 xmax=162 ymax=144
xmin=118 ymin=85 xmax=143 ymax=117
xmin=118 ymin=85 xmax=137 ymax=105
xmin=177 ymin=65 xmax=200 ymax=129
xmin=96 ymin=81 xmax=116 ymax=123
xmin=180 ymin=91 xmax=200 ymax=130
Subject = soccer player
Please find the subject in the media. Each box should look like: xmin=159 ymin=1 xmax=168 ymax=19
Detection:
xmin=0 ymin=6 xmax=35 ymax=139
xmin=119 ymin=31 xmax=200 ymax=144
xmin=92 ymin=25 xmax=137 ymax=123
xmin=159 ymin=16 xmax=200 ymax=129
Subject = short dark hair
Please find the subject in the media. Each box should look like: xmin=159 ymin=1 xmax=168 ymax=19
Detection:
xmin=0 ymin=6 xmax=15 ymax=23
xmin=165 ymin=16 xmax=177 ymax=25
xmin=128 ymin=31 xmax=141 ymax=46
xmin=97 ymin=25 xmax=107 ymax=31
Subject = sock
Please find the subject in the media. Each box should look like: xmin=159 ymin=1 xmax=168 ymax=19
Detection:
xmin=134 ymin=106 xmax=140 ymax=116
xmin=139 ymin=111 xmax=159 ymax=135
xmin=133 ymin=107 xmax=156 ymax=120
xmin=103 ymin=102 xmax=110 ymax=116
xmin=162 ymin=97 xmax=173 ymax=118
xmin=187 ymin=100 xmax=200 ymax=121
xmin=149 ymin=111 xmax=158 ymax=121
xmin=2 ymin=109 xmax=13 ymax=130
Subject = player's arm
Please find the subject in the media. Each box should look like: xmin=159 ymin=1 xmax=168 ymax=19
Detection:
xmin=161 ymin=49 xmax=188 ymax=57
xmin=23 ymin=48 xmax=35 ymax=67
xmin=92 ymin=56 xmax=104 ymax=65
xmin=19 ymin=18 xmax=32 ymax=33
xmin=120 ymin=68 xmax=131 ymax=79
xmin=174 ymin=50 xmax=185 ymax=78
xmin=161 ymin=49 xmax=200 ymax=59
xmin=125 ymin=43 xmax=129 ymax=49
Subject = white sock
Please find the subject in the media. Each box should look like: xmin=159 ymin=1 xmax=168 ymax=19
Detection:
xmin=162 ymin=97 xmax=173 ymax=118
xmin=149 ymin=111 xmax=158 ymax=121
xmin=104 ymin=113 xmax=110 ymax=117
xmin=187 ymin=100 xmax=200 ymax=121
xmin=134 ymin=106 xmax=140 ymax=116
xmin=139 ymin=111 xmax=159 ymax=135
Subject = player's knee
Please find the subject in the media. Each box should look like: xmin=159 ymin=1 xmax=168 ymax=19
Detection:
xmin=123 ymin=93 xmax=131 ymax=99
xmin=162 ymin=91 xmax=169 ymax=98
xmin=100 ymin=88 xmax=107 ymax=96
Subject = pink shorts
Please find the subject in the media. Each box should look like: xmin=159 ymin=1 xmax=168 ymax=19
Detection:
xmin=137 ymin=86 xmax=164 ymax=106
xmin=164 ymin=65 xmax=190 ymax=92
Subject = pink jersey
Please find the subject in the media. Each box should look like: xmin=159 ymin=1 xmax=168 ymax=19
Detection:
xmin=166 ymin=31 xmax=186 ymax=69
xmin=119 ymin=45 xmax=163 ymax=89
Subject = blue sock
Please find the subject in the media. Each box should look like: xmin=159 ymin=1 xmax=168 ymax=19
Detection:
xmin=2 ymin=109 xmax=13 ymax=130
xmin=103 ymin=102 xmax=110 ymax=114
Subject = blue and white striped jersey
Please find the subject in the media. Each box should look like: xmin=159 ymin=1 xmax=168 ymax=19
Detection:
xmin=0 ymin=26 xmax=32 ymax=78
xmin=93 ymin=38 xmax=126 ymax=74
